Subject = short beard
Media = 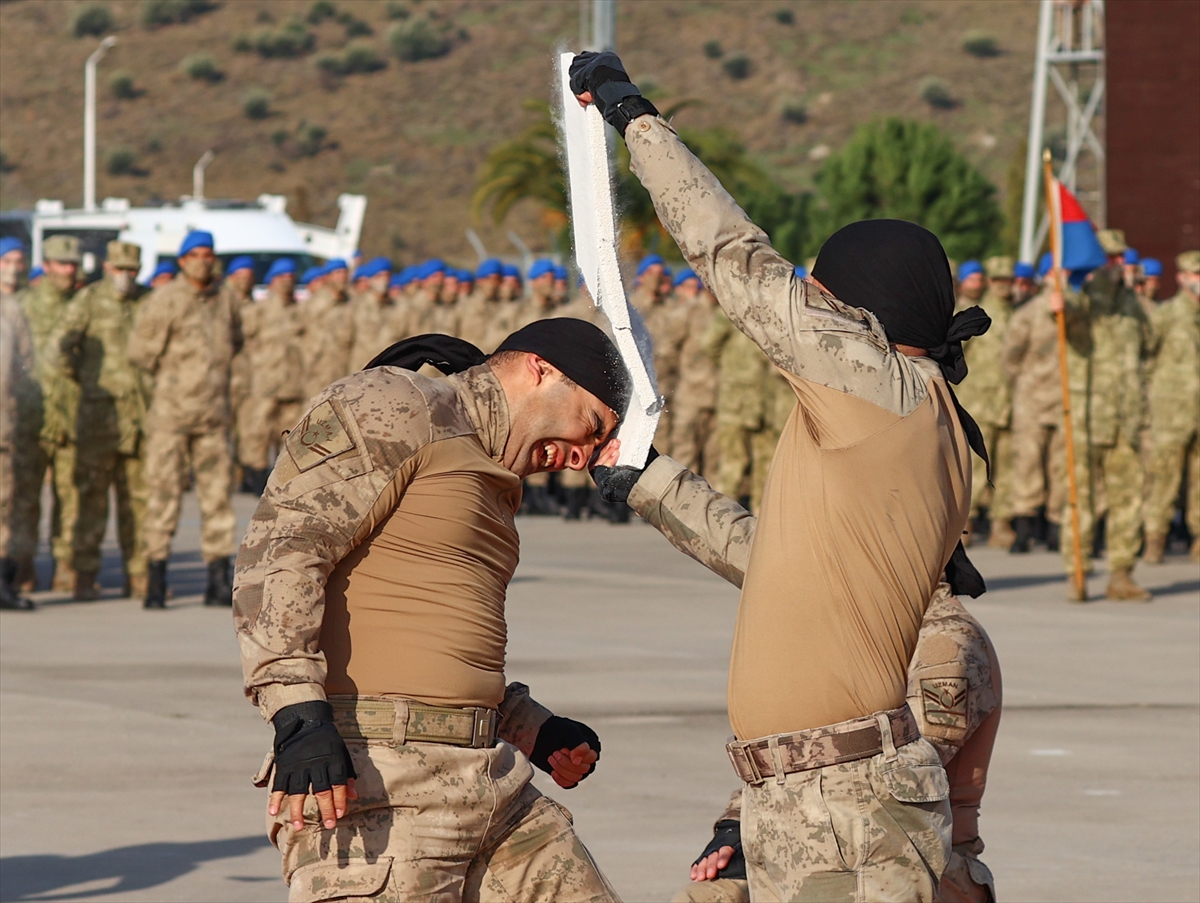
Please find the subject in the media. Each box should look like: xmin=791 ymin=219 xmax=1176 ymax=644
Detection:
xmin=180 ymin=257 xmax=213 ymax=285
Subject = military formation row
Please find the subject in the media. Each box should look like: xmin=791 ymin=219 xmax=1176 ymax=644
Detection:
xmin=952 ymin=235 xmax=1200 ymax=602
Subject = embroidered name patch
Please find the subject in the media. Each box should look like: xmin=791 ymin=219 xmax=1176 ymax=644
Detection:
xmin=920 ymin=677 xmax=969 ymax=731
xmin=286 ymin=399 xmax=354 ymax=472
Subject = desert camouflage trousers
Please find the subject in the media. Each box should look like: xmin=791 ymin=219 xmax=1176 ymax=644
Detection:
xmin=1009 ymin=420 xmax=1066 ymax=522
xmin=1143 ymin=428 xmax=1199 ymax=541
xmin=8 ymin=438 xmax=77 ymax=567
xmin=270 ymin=739 xmax=618 ymax=903
xmin=142 ymin=427 xmax=235 ymax=562
xmin=740 ymin=737 xmax=951 ymax=903
xmin=238 ymin=397 xmax=306 ymax=470
xmin=1063 ymin=426 xmax=1144 ymax=573
xmin=969 ymin=424 xmax=1012 ymax=523
xmin=73 ymin=441 xmax=147 ymax=577
xmin=671 ymin=878 xmax=749 ymax=903
xmin=0 ymin=446 xmax=12 ymax=556
xmin=669 ymin=405 xmax=719 ymax=480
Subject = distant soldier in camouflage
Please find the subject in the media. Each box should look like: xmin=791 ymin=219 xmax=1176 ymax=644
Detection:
xmin=406 ymin=259 xmax=447 ymax=338
xmin=127 ymin=231 xmax=242 ymax=610
xmin=1143 ymin=250 xmax=1200 ymax=563
xmin=55 ymin=241 xmax=151 ymax=599
xmin=511 ymin=259 xmax=562 ymax=514
xmin=955 ymin=257 xmax=1016 ymax=548
xmin=238 ymin=258 xmax=306 ymax=495
xmin=11 ymin=235 xmax=83 ymax=593
xmin=1061 ymin=230 xmax=1153 ymax=601
xmin=630 ymin=254 xmax=664 ymax=316
xmin=0 ymin=237 xmax=36 ymax=609
xmin=301 ymin=259 xmax=354 ymax=402
xmin=234 ymin=321 xmax=628 ymax=902
xmin=419 ymin=263 xmax=462 ymax=337
xmin=1137 ymin=258 xmax=1163 ymax=308
xmin=222 ymin=257 xmax=257 ymax=475
xmin=642 ymin=266 xmax=689 ymax=456
xmin=346 ymin=258 xmax=396 ymax=370
xmin=463 ymin=258 xmax=506 ymax=351
xmin=669 ymin=271 xmax=720 ymax=478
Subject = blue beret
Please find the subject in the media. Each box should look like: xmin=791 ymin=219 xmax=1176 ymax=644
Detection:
xmin=553 ymin=265 xmax=568 ymax=280
xmin=674 ymin=268 xmax=700 ymax=287
xmin=957 ymin=260 xmax=983 ymax=280
xmin=151 ymin=260 xmax=178 ymax=280
xmin=264 ymin=258 xmax=296 ymax=282
xmin=476 ymin=258 xmax=503 ymax=278
xmin=1141 ymin=258 xmax=1162 ymax=277
xmin=226 ymin=255 xmax=255 ymax=275
xmin=502 ymin=264 xmax=522 ymax=280
xmin=298 ymin=266 xmax=321 ymax=286
xmin=1013 ymin=262 xmax=1035 ymax=279
xmin=636 ymin=254 xmax=664 ymax=276
xmin=178 ymin=230 xmax=214 ymax=256
xmin=324 ymin=258 xmax=348 ymax=273
xmin=396 ymin=265 xmax=417 ymax=286
xmin=528 ymin=258 xmax=556 ymax=281
xmin=458 ymin=268 xmax=474 ymax=282
xmin=416 ymin=258 xmax=447 ymax=279
xmin=1123 ymin=248 xmax=1140 ymax=265
xmin=355 ymin=257 xmax=392 ymax=280
xmin=793 ymin=265 xmax=808 ymax=279
xmin=1037 ymin=252 xmax=1053 ymax=278
xmin=389 ymin=271 xmax=406 ymax=288
xmin=29 ymin=265 xmax=44 ymax=281
xmin=660 ymin=266 xmax=673 ymax=279
xmin=0 ymin=237 xmax=25 ymax=257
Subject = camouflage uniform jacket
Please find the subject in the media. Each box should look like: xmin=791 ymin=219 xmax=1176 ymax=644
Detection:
xmin=20 ymin=279 xmax=79 ymax=446
xmin=673 ymin=293 xmax=719 ymax=411
xmin=233 ymin=363 xmax=552 ymax=743
xmin=642 ymin=296 xmax=689 ymax=404
xmin=348 ymin=292 xmax=396 ymax=371
xmin=302 ymin=287 xmax=354 ymax=398
xmin=1078 ymin=267 xmax=1151 ymax=446
xmin=56 ymin=277 xmax=150 ymax=455
xmin=242 ymin=289 xmax=306 ymax=402
xmin=511 ymin=289 xmax=557 ymax=333
xmin=127 ymin=273 xmax=243 ymax=433
xmin=702 ymin=308 xmax=769 ymax=427
xmin=1001 ymin=286 xmax=1088 ymax=428
xmin=0 ymin=291 xmax=36 ymax=449
xmin=954 ymin=289 xmax=1014 ymax=428
xmin=1146 ymin=289 xmax=1200 ymax=441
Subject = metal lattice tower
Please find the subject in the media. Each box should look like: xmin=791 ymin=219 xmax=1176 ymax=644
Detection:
xmin=1019 ymin=0 xmax=1106 ymax=264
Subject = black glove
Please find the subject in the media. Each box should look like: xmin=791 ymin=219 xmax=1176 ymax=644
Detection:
xmin=693 ymin=820 xmax=747 ymax=880
xmin=271 ymin=700 xmax=357 ymax=796
xmin=592 ymin=446 xmax=659 ymax=506
xmin=569 ymin=51 xmax=660 ymax=135
xmin=530 ymin=715 xmax=601 ymax=780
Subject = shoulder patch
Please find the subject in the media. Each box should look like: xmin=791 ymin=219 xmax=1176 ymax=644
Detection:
xmin=286 ymin=399 xmax=355 ymax=472
xmin=921 ymin=677 xmax=969 ymax=732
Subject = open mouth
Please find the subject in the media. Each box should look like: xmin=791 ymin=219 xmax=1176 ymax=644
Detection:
xmin=536 ymin=441 xmax=561 ymax=471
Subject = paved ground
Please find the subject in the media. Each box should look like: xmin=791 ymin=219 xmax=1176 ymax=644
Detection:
xmin=1 ymin=491 xmax=1197 ymax=902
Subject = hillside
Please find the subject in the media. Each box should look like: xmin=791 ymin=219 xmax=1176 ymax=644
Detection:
xmin=0 ymin=0 xmax=1040 ymax=265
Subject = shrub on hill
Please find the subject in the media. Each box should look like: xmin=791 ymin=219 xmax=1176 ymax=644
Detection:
xmin=388 ymin=17 xmax=451 ymax=62
xmin=71 ymin=4 xmax=113 ymax=38
xmin=105 ymin=147 xmax=137 ymax=176
xmin=919 ymin=76 xmax=955 ymax=109
xmin=180 ymin=53 xmax=223 ymax=83
xmin=387 ymin=2 xmax=411 ymax=20
xmin=314 ymin=43 xmax=387 ymax=80
xmin=306 ymin=1 xmax=337 ymax=25
xmin=813 ymin=117 xmax=1002 ymax=260
xmin=109 ymin=71 xmax=138 ymax=99
xmin=242 ymin=89 xmax=272 ymax=120
xmin=703 ymin=40 xmax=723 ymax=59
xmin=240 ymin=20 xmax=316 ymax=59
xmin=141 ymin=0 xmax=218 ymax=29
xmin=723 ymin=55 xmax=751 ymax=79
xmin=962 ymin=30 xmax=1001 ymax=58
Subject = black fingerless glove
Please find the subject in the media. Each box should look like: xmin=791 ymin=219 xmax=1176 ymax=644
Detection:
xmin=569 ymin=51 xmax=660 ymax=136
xmin=271 ymin=700 xmax=357 ymax=796
xmin=694 ymin=820 xmax=747 ymax=880
xmin=530 ymin=715 xmax=601 ymax=780
xmin=592 ymin=446 xmax=659 ymax=506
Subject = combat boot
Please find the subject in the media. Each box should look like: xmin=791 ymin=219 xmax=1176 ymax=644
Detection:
xmin=1142 ymin=533 xmax=1166 ymax=564
xmin=1105 ymin=568 xmax=1151 ymax=602
xmin=144 ymin=560 xmax=168 ymax=609
xmin=1009 ymin=516 xmax=1036 ymax=554
xmin=1065 ymin=578 xmax=1088 ymax=603
xmin=51 ymin=562 xmax=75 ymax=594
xmin=1190 ymin=538 xmax=1199 ymax=564
xmin=989 ymin=518 xmax=1016 ymax=550
xmin=73 ymin=570 xmax=99 ymax=602
xmin=1 ymin=558 xmax=35 ymax=611
xmin=564 ymin=487 xmax=588 ymax=521
xmin=1045 ymin=521 xmax=1061 ymax=552
xmin=14 ymin=555 xmax=36 ymax=592
xmin=204 ymin=556 xmax=234 ymax=607
xmin=125 ymin=572 xmax=149 ymax=599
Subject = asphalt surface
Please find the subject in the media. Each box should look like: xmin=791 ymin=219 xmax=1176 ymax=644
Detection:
xmin=1 ymin=491 xmax=1197 ymax=902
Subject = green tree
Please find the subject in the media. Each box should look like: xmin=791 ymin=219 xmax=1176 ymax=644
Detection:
xmin=813 ymin=118 xmax=1002 ymax=261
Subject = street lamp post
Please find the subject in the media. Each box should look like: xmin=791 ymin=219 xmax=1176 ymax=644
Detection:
xmin=84 ymin=35 xmax=117 ymax=212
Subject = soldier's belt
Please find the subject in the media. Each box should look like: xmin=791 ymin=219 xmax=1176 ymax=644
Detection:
xmin=329 ymin=696 xmax=497 ymax=749
xmin=726 ymin=705 xmax=920 ymax=784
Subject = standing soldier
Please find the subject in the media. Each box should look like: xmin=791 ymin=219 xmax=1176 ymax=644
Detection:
xmin=55 ymin=241 xmax=151 ymax=599
xmin=11 ymin=235 xmax=83 ymax=593
xmin=1003 ymin=269 xmax=1088 ymax=553
xmin=147 ymin=259 xmax=177 ymax=289
xmin=1142 ymin=250 xmax=1200 ymax=563
xmin=302 ymin=259 xmax=354 ymax=402
xmin=642 ymin=266 xmax=688 ymax=457
xmin=222 ymin=256 xmax=257 ymax=494
xmin=407 ymin=259 xmax=445 ymax=333
xmin=462 ymin=258 xmax=504 ymax=350
xmin=419 ymin=263 xmax=462 ymax=337
xmin=669 ymin=270 xmax=720 ymax=478
xmin=513 ymin=259 xmax=561 ymax=514
xmin=1138 ymin=258 xmax=1162 ymax=306
xmin=127 ymin=231 xmax=242 ymax=609
xmin=1012 ymin=260 xmax=1037 ymax=306
xmin=955 ymin=256 xmax=1016 ymax=548
xmin=499 ymin=263 xmax=523 ymax=304
xmin=630 ymin=254 xmax=664 ymax=314
xmin=347 ymin=258 xmax=394 ymax=370
xmin=239 ymin=259 xmax=306 ymax=495
xmin=0 ymin=237 xmax=36 ymax=609
xmin=1063 ymin=230 xmax=1153 ymax=600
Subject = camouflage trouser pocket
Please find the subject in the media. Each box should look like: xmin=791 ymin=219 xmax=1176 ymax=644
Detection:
xmin=877 ymin=738 xmax=949 ymax=804
xmin=288 ymin=857 xmax=394 ymax=902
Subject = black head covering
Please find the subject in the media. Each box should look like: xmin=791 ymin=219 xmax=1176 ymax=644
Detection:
xmin=812 ymin=219 xmax=990 ymax=597
xmin=364 ymin=334 xmax=486 ymax=374
xmin=496 ymin=318 xmax=632 ymax=416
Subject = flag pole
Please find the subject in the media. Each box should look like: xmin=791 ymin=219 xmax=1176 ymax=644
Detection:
xmin=1042 ymin=148 xmax=1087 ymax=600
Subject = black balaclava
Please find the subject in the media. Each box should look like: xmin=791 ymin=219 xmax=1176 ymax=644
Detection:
xmin=812 ymin=219 xmax=989 ymax=598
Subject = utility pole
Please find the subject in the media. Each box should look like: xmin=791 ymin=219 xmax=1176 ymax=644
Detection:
xmin=1019 ymin=0 xmax=1105 ymax=264
xmin=581 ymin=0 xmax=615 ymax=51
xmin=192 ymin=150 xmax=215 ymax=201
xmin=83 ymin=35 xmax=117 ymax=212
